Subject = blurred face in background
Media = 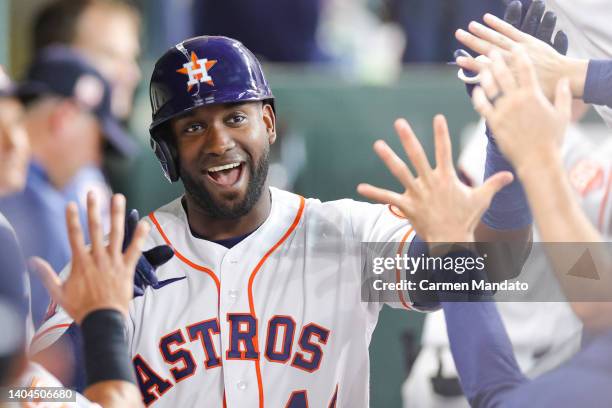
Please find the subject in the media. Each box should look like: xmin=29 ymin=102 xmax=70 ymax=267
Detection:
xmin=73 ymin=3 xmax=141 ymax=120
xmin=25 ymin=97 xmax=102 ymax=189
xmin=0 ymin=97 xmax=30 ymax=197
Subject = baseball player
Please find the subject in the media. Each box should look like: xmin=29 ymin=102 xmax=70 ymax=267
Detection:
xmin=437 ymin=45 xmax=612 ymax=408
xmin=33 ymin=36 xmax=527 ymax=407
xmin=403 ymin=4 xmax=595 ymax=405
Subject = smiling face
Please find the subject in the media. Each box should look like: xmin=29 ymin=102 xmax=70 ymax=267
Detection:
xmin=170 ymin=101 xmax=276 ymax=219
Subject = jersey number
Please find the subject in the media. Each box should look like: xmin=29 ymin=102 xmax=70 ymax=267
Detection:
xmin=285 ymin=386 xmax=337 ymax=408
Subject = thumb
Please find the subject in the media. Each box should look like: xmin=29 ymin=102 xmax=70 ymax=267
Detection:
xmin=476 ymin=171 xmax=515 ymax=210
xmin=554 ymin=77 xmax=572 ymax=121
xmin=29 ymin=257 xmax=64 ymax=307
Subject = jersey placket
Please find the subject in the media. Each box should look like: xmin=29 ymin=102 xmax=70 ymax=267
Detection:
xmin=218 ymin=246 xmax=261 ymax=407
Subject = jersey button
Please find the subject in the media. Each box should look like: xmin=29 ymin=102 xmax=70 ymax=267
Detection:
xmin=236 ymin=380 xmax=248 ymax=391
xmin=228 ymin=290 xmax=239 ymax=304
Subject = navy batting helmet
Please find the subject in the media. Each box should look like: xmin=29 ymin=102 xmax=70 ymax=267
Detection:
xmin=149 ymin=36 xmax=275 ymax=182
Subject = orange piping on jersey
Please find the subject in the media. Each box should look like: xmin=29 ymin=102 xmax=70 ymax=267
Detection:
xmin=396 ymin=227 xmax=415 ymax=310
xmin=328 ymin=384 xmax=339 ymax=408
xmin=598 ymin=168 xmax=612 ymax=231
xmin=149 ymin=212 xmax=220 ymax=297
xmin=248 ymin=195 xmax=306 ymax=408
xmin=31 ymin=323 xmax=71 ymax=344
xmin=223 ymin=390 xmax=227 ymax=408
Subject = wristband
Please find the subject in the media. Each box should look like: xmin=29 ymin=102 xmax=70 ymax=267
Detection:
xmin=81 ymin=309 xmax=135 ymax=386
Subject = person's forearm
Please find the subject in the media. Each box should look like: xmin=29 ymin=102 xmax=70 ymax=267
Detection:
xmin=564 ymin=57 xmax=589 ymax=100
xmin=474 ymin=130 xmax=533 ymax=281
xmin=84 ymin=381 xmax=143 ymax=408
xmin=81 ymin=310 xmax=143 ymax=407
xmin=442 ymin=301 xmax=527 ymax=407
xmin=517 ymin=152 xmax=601 ymax=243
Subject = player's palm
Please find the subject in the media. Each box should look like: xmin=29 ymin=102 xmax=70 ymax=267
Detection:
xmin=472 ymin=49 xmax=572 ymax=174
xmin=358 ymin=115 xmax=513 ymax=244
xmin=31 ymin=192 xmax=150 ymax=324
xmin=455 ymin=7 xmax=569 ymax=101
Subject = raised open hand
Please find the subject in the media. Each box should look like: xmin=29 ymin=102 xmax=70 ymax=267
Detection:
xmin=358 ymin=115 xmax=513 ymax=245
xmin=31 ymin=192 xmax=150 ymax=324
xmin=471 ymin=48 xmax=572 ymax=175
xmin=454 ymin=0 xmax=584 ymax=101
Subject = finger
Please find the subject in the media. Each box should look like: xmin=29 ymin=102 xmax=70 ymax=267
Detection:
xmin=87 ymin=191 xmax=104 ymax=259
xmin=472 ymin=86 xmax=495 ymax=121
xmin=554 ymin=77 xmax=572 ymax=121
xmin=433 ymin=114 xmax=453 ymax=173
xmin=536 ymin=11 xmax=556 ymax=43
xmin=29 ymin=257 xmax=64 ymax=307
xmin=66 ymin=202 xmax=87 ymax=261
xmin=512 ymin=46 xmax=538 ymax=88
xmin=480 ymin=69 xmax=501 ymax=101
xmin=122 ymin=208 xmax=139 ymax=252
xmin=489 ymin=50 xmax=518 ymax=93
xmin=455 ymin=29 xmax=495 ymax=56
xmin=483 ymin=13 xmax=528 ymax=42
xmin=552 ymin=31 xmax=569 ymax=56
xmin=456 ymin=55 xmax=487 ymax=74
xmin=394 ymin=118 xmax=433 ymax=179
xmin=476 ymin=171 xmax=515 ymax=211
xmin=357 ymin=183 xmax=408 ymax=211
xmin=372 ymin=140 xmax=415 ymax=190
xmin=520 ymin=0 xmax=545 ymax=36
xmin=108 ymin=194 xmax=126 ymax=255
xmin=503 ymin=0 xmax=523 ymax=28
xmin=124 ymin=221 xmax=151 ymax=270
xmin=468 ymin=21 xmax=516 ymax=51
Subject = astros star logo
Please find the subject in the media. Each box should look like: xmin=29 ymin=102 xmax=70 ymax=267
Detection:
xmin=177 ymin=51 xmax=217 ymax=92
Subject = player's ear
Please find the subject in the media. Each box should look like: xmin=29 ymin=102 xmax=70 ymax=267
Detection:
xmin=262 ymin=102 xmax=276 ymax=145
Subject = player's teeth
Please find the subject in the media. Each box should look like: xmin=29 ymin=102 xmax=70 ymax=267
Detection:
xmin=208 ymin=162 xmax=240 ymax=173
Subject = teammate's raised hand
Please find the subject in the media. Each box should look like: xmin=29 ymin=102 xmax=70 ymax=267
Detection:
xmin=30 ymin=192 xmax=150 ymax=324
xmin=454 ymin=0 xmax=586 ymax=101
xmin=471 ymin=48 xmax=572 ymax=175
xmin=357 ymin=115 xmax=513 ymax=244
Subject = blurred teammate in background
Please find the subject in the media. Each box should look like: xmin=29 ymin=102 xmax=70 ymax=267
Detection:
xmin=402 ymin=4 xmax=586 ymax=406
xmin=403 ymin=100 xmax=609 ymax=407
xmin=431 ymin=44 xmax=612 ymax=408
xmin=0 ymin=66 xmax=147 ymax=408
xmin=455 ymin=0 xmax=612 ymax=327
xmin=0 ymin=47 xmax=134 ymax=328
xmin=34 ymin=0 xmax=142 ymax=121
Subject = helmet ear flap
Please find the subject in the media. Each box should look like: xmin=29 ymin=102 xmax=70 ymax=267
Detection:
xmin=150 ymin=136 xmax=180 ymax=183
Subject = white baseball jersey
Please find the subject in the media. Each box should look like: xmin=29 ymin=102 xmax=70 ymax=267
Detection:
xmin=33 ymin=187 xmax=421 ymax=407
xmin=9 ymin=362 xmax=99 ymax=407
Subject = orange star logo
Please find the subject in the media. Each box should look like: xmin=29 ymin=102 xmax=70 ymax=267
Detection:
xmin=176 ymin=51 xmax=218 ymax=92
